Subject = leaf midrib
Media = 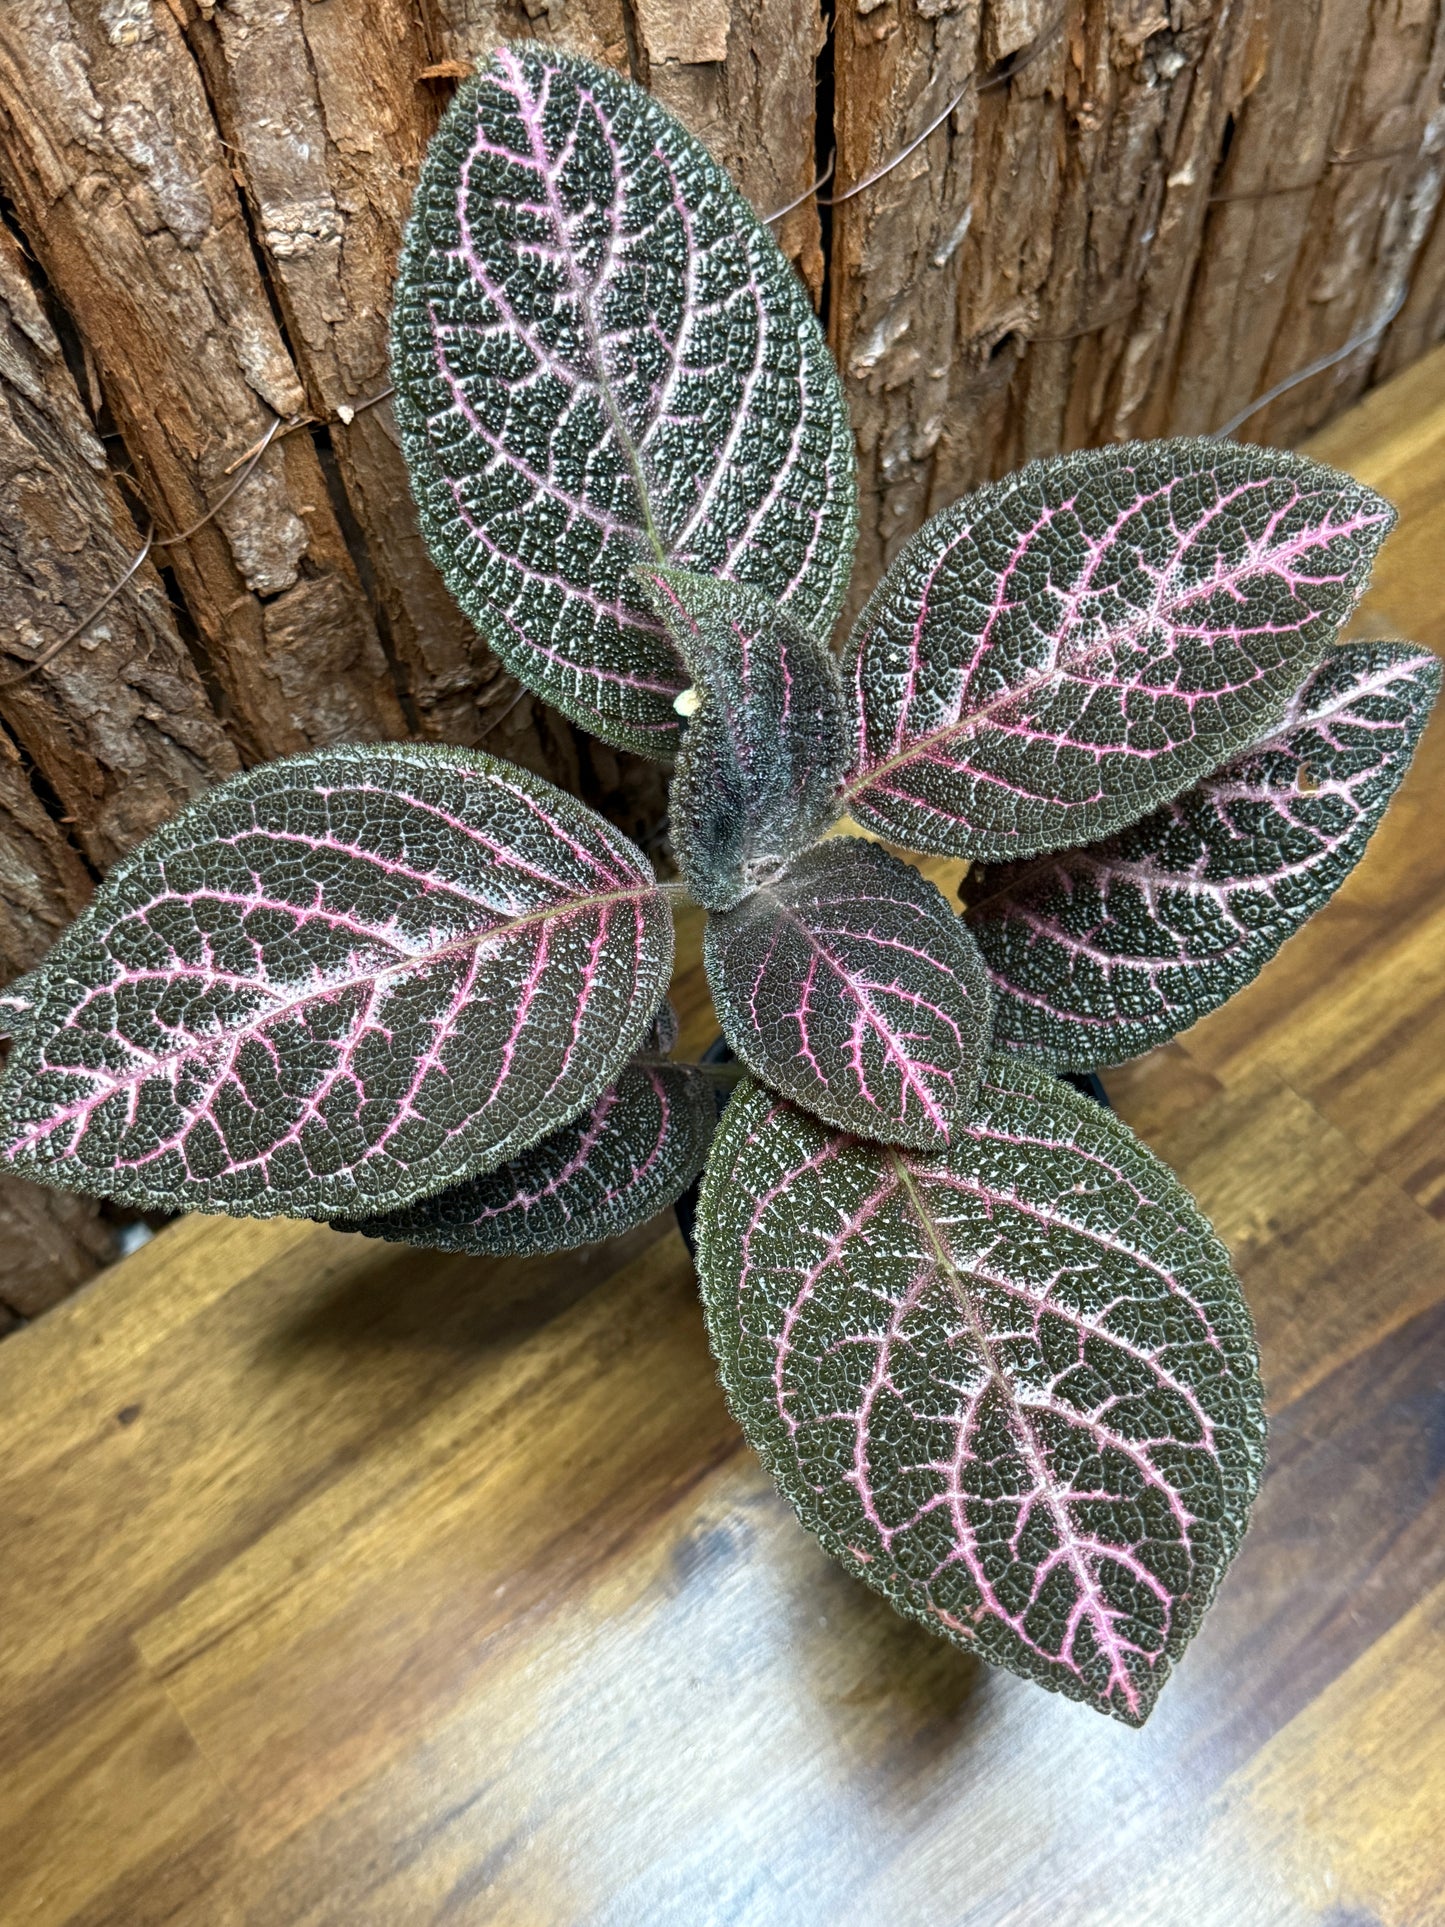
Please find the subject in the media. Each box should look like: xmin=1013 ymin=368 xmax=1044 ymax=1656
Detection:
xmin=961 ymin=650 xmax=1423 ymax=918
xmin=887 ymin=1151 xmax=1147 ymax=1715
xmin=754 ymin=883 xmax=955 ymax=1130
xmin=840 ymin=511 xmax=1377 ymax=810
xmin=503 ymin=48 xmax=668 ymax=568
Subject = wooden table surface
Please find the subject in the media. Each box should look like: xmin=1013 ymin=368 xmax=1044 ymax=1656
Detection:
xmin=4 ymin=359 xmax=1445 ymax=1927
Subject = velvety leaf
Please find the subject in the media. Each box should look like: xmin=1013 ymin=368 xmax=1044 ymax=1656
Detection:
xmin=842 ymin=440 xmax=1393 ymax=861
xmin=696 ymin=1059 xmax=1265 ymax=1725
xmin=641 ymin=568 xmax=848 ymax=910
xmin=969 ymin=643 xmax=1441 ymax=1069
xmin=704 ymin=838 xmax=993 ymax=1147
xmin=391 ymin=42 xmax=857 ymax=758
xmin=339 ymin=1057 xmax=714 ymax=1256
xmin=0 ymin=745 xmax=672 ymax=1220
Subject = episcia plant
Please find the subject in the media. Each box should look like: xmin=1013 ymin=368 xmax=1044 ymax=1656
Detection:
xmin=1 ymin=44 xmax=1438 ymax=1728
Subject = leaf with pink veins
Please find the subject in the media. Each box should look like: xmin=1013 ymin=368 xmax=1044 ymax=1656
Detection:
xmin=967 ymin=643 xmax=1441 ymax=1069
xmin=695 ymin=1057 xmax=1265 ymax=1725
xmin=841 ymin=440 xmax=1394 ymax=861
xmin=391 ymin=42 xmax=856 ymax=758
xmin=339 ymin=1005 xmax=714 ymax=1255
xmin=0 ymin=744 xmax=672 ymax=1221
xmin=704 ymin=837 xmax=993 ymax=1148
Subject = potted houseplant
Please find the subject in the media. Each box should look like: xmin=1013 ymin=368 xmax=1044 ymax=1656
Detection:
xmin=0 ymin=45 xmax=1436 ymax=1727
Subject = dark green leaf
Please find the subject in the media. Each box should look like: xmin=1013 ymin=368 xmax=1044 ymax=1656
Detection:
xmin=969 ymin=643 xmax=1441 ymax=1068
xmin=391 ymin=43 xmax=856 ymax=757
xmin=705 ymin=838 xmax=993 ymax=1146
xmin=0 ymin=971 xmax=41 ymax=1045
xmin=696 ymin=1059 xmax=1265 ymax=1725
xmin=841 ymin=441 xmax=1393 ymax=860
xmin=0 ymin=745 xmax=672 ymax=1220
xmin=339 ymin=1056 xmax=714 ymax=1256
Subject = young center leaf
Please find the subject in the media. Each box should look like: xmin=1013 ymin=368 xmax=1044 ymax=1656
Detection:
xmin=641 ymin=568 xmax=848 ymax=910
xmin=391 ymin=42 xmax=857 ymax=758
xmin=696 ymin=1059 xmax=1266 ymax=1725
xmin=0 ymin=745 xmax=673 ymax=1221
xmin=704 ymin=838 xmax=993 ymax=1147
xmin=841 ymin=441 xmax=1393 ymax=861
xmin=969 ymin=643 xmax=1442 ymax=1069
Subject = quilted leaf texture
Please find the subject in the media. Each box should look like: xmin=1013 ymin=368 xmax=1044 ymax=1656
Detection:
xmin=969 ymin=643 xmax=1442 ymax=1069
xmin=842 ymin=440 xmax=1393 ymax=861
xmin=704 ymin=838 xmax=993 ymax=1147
xmin=0 ymin=745 xmax=673 ymax=1221
xmin=642 ymin=568 xmax=848 ymax=910
xmin=339 ymin=1056 xmax=714 ymax=1256
xmin=696 ymin=1060 xmax=1266 ymax=1725
xmin=391 ymin=43 xmax=857 ymax=758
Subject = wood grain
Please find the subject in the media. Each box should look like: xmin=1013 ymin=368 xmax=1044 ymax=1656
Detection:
xmin=830 ymin=2 xmax=1445 ymax=619
xmin=1 ymin=358 xmax=1442 ymax=1923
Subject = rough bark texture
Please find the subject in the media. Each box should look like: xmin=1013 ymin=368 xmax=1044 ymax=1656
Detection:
xmin=0 ymin=0 xmax=405 ymax=759
xmin=178 ymin=0 xmax=576 ymax=777
xmin=0 ymin=215 xmax=238 ymax=1311
xmin=434 ymin=0 xmax=631 ymax=72
xmin=0 ymin=226 xmax=238 ymax=866
xmin=0 ymin=727 xmax=94 ymax=1324
xmin=0 ymin=730 xmax=90 ymax=987
xmin=831 ymin=0 xmax=1445 ymax=611
xmin=0 ymin=733 xmax=115 ymax=1316
xmin=2 ymin=0 xmax=1444 ymax=1314
xmin=628 ymin=0 xmax=827 ymax=297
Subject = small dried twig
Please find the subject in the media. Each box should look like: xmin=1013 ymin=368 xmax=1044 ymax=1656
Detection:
xmin=335 ymin=384 xmax=395 ymax=427
xmin=476 ymin=682 xmax=533 ymax=742
xmin=220 ymin=412 xmax=310 ymax=477
xmin=0 ymin=531 xmax=156 ymax=691
xmin=763 ymin=151 xmax=835 ymax=227
xmin=164 ymin=413 xmax=288 ymax=538
xmin=820 ymin=82 xmax=973 ymax=211
xmin=1 ymin=387 xmax=397 ymax=688
xmin=1211 ymin=280 xmax=1410 ymax=438
xmin=0 ymin=414 xmax=287 ymax=690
